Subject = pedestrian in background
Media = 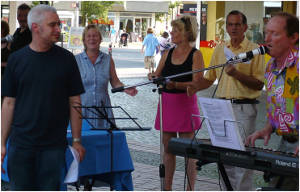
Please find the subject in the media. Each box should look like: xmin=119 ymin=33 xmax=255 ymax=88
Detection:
xmin=246 ymin=12 xmax=299 ymax=191
xmin=10 ymin=3 xmax=32 ymax=53
xmin=1 ymin=20 xmax=11 ymax=79
xmin=142 ymin=28 xmax=159 ymax=73
xmin=188 ymin=10 xmax=265 ymax=191
xmin=1 ymin=5 xmax=85 ymax=190
xmin=158 ymin=31 xmax=172 ymax=56
xmin=110 ymin=26 xmax=117 ymax=47
xmin=75 ymin=24 xmax=137 ymax=129
xmin=148 ymin=15 xmax=204 ymax=191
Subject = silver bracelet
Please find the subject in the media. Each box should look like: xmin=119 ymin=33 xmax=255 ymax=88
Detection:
xmin=72 ymin=138 xmax=81 ymax=143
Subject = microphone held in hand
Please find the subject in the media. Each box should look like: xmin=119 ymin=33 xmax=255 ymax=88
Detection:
xmin=232 ymin=46 xmax=268 ymax=61
xmin=1 ymin=35 xmax=13 ymax=43
xmin=111 ymin=86 xmax=125 ymax=93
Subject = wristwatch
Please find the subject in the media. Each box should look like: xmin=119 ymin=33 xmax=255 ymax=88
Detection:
xmin=72 ymin=137 xmax=81 ymax=143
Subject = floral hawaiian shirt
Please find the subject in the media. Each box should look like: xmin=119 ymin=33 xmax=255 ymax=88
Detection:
xmin=265 ymin=47 xmax=299 ymax=136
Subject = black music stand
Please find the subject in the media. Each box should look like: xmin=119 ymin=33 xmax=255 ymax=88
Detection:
xmin=192 ymin=114 xmax=246 ymax=191
xmin=73 ymin=103 xmax=150 ymax=190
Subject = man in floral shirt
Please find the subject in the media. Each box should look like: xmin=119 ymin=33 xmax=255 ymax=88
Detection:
xmin=246 ymin=12 xmax=298 ymax=190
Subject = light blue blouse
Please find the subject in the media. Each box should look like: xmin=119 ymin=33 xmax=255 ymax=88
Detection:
xmin=75 ymin=51 xmax=115 ymax=129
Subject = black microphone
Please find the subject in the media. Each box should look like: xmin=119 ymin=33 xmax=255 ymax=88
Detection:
xmin=111 ymin=86 xmax=125 ymax=93
xmin=1 ymin=35 xmax=13 ymax=43
xmin=233 ymin=46 xmax=268 ymax=61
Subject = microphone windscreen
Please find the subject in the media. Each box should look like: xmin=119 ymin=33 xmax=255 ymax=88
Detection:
xmin=263 ymin=45 xmax=269 ymax=54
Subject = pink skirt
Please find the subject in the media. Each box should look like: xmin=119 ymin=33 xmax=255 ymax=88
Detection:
xmin=154 ymin=92 xmax=201 ymax=132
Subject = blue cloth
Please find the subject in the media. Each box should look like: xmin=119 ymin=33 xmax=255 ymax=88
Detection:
xmin=2 ymin=128 xmax=134 ymax=191
xmin=75 ymin=51 xmax=114 ymax=129
xmin=62 ymin=130 xmax=134 ymax=190
xmin=142 ymin=34 xmax=159 ymax=56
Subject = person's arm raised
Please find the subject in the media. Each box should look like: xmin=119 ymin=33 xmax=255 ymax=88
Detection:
xmin=110 ymin=57 xmax=137 ymax=96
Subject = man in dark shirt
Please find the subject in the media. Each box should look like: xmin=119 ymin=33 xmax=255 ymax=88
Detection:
xmin=1 ymin=4 xmax=85 ymax=190
xmin=10 ymin=3 xmax=32 ymax=53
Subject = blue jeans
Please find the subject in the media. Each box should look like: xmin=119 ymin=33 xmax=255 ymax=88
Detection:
xmin=7 ymin=145 xmax=65 ymax=190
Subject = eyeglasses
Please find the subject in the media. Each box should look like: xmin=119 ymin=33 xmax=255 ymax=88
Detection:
xmin=226 ymin=22 xmax=243 ymax=27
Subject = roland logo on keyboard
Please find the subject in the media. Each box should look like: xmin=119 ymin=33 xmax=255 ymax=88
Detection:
xmin=275 ymin=159 xmax=297 ymax=168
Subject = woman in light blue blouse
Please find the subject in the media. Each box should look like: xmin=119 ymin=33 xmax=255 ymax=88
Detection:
xmin=75 ymin=24 xmax=137 ymax=129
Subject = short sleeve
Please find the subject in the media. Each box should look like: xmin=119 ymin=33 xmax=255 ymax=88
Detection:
xmin=251 ymin=54 xmax=265 ymax=82
xmin=155 ymin=38 xmax=159 ymax=46
xmin=2 ymin=56 xmax=17 ymax=97
xmin=142 ymin=36 xmax=147 ymax=46
xmin=68 ymin=54 xmax=85 ymax=97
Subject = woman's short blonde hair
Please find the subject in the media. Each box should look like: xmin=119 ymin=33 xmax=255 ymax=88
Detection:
xmin=82 ymin=24 xmax=102 ymax=48
xmin=171 ymin=15 xmax=198 ymax=42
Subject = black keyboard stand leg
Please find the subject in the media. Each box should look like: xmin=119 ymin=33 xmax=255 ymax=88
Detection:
xmin=74 ymin=180 xmax=80 ymax=191
xmin=196 ymin=160 xmax=210 ymax=171
xmin=217 ymin=163 xmax=233 ymax=191
xmin=275 ymin=176 xmax=284 ymax=189
xmin=83 ymin=178 xmax=94 ymax=191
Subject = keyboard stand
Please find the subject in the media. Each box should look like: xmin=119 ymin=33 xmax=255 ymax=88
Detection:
xmin=196 ymin=159 xmax=233 ymax=190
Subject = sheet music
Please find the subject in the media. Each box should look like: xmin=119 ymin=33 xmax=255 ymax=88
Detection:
xmin=64 ymin=146 xmax=80 ymax=183
xmin=198 ymin=97 xmax=245 ymax=151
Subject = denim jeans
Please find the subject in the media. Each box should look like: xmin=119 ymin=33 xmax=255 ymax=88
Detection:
xmin=7 ymin=145 xmax=65 ymax=190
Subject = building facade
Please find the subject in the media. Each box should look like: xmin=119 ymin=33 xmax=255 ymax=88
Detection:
xmin=1 ymin=1 xmax=298 ymax=45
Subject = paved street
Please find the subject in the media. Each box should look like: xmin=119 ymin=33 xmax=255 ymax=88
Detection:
xmin=2 ymin=42 xmax=281 ymax=191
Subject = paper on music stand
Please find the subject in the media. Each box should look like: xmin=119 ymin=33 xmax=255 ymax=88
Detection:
xmin=198 ymin=97 xmax=245 ymax=151
xmin=64 ymin=146 xmax=80 ymax=183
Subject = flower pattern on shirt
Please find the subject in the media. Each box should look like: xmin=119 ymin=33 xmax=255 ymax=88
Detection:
xmin=264 ymin=47 xmax=299 ymax=136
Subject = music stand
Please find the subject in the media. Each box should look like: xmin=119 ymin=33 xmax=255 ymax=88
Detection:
xmin=73 ymin=103 xmax=150 ymax=190
xmin=192 ymin=114 xmax=246 ymax=191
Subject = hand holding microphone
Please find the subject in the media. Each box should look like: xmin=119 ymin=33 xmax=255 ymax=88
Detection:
xmin=147 ymin=72 xmax=157 ymax=80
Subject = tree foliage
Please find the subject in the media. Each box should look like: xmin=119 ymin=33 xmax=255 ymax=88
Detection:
xmin=155 ymin=13 xmax=165 ymax=22
xmin=80 ymin=1 xmax=118 ymax=26
xmin=169 ymin=1 xmax=181 ymax=20
xmin=31 ymin=1 xmax=53 ymax=7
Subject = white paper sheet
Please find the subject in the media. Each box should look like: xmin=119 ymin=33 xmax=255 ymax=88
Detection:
xmin=64 ymin=146 xmax=80 ymax=183
xmin=198 ymin=97 xmax=245 ymax=151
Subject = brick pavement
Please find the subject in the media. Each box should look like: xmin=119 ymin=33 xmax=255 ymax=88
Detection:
xmin=68 ymin=139 xmax=221 ymax=191
xmin=65 ymin=138 xmax=221 ymax=191
xmin=126 ymin=139 xmax=221 ymax=191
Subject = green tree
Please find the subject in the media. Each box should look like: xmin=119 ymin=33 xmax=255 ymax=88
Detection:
xmin=155 ymin=12 xmax=165 ymax=22
xmin=80 ymin=1 xmax=118 ymax=26
xmin=31 ymin=1 xmax=53 ymax=7
xmin=169 ymin=1 xmax=181 ymax=21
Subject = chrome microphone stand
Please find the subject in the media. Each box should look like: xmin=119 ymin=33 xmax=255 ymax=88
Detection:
xmin=111 ymin=57 xmax=250 ymax=94
xmin=158 ymin=84 xmax=165 ymax=190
